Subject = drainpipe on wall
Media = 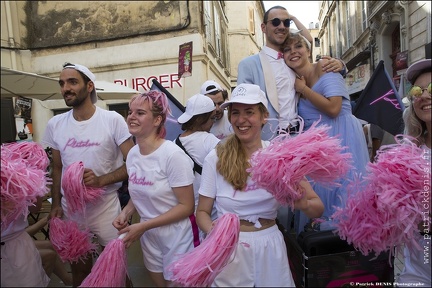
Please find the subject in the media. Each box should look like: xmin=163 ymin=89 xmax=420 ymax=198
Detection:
xmin=369 ymin=41 xmax=374 ymax=75
xmin=398 ymin=0 xmax=409 ymax=53
xmin=327 ymin=17 xmax=331 ymax=57
xmin=5 ymin=1 xmax=17 ymax=69
xmin=336 ymin=1 xmax=340 ymax=58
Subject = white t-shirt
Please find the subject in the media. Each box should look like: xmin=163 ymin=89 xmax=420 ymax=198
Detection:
xmin=1 ymin=216 xmax=28 ymax=240
xmin=42 ymin=106 xmax=131 ymax=196
xmin=199 ymin=141 xmax=279 ymax=227
xmin=175 ymin=132 xmax=220 ymax=207
xmin=126 ymin=140 xmax=194 ymax=220
xmin=210 ymin=110 xmax=232 ymax=141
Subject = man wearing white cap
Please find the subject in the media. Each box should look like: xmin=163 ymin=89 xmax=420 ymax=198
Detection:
xmin=176 ymin=94 xmax=220 ymax=231
xmin=200 ymin=80 xmax=233 ymax=140
xmin=41 ymin=63 xmax=135 ymax=286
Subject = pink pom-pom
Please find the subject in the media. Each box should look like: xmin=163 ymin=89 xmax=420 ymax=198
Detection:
xmin=62 ymin=161 xmax=104 ymax=215
xmin=248 ymin=121 xmax=352 ymax=209
xmin=167 ymin=213 xmax=240 ymax=287
xmin=333 ymin=136 xmax=429 ymax=257
xmin=1 ymin=142 xmax=51 ymax=230
xmin=2 ymin=141 xmax=50 ymax=171
xmin=49 ymin=217 xmax=98 ymax=263
xmin=80 ymin=235 xmax=128 ymax=287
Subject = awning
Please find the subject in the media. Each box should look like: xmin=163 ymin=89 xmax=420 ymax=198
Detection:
xmin=1 ymin=66 xmax=138 ymax=100
xmin=346 ymin=50 xmax=370 ymax=72
xmin=1 ymin=67 xmax=60 ymax=100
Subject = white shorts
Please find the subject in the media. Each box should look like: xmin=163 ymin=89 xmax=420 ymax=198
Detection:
xmin=140 ymin=217 xmax=195 ymax=280
xmin=1 ymin=231 xmax=50 ymax=287
xmin=62 ymin=191 xmax=121 ymax=246
xmin=212 ymin=224 xmax=295 ymax=287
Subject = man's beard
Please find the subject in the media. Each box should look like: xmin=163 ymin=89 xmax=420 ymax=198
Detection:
xmin=64 ymin=87 xmax=87 ymax=107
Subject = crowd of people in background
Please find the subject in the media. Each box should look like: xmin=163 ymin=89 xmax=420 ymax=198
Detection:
xmin=1 ymin=5 xmax=430 ymax=288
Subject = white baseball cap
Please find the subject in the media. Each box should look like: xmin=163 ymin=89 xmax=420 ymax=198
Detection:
xmin=220 ymin=83 xmax=267 ymax=110
xmin=62 ymin=63 xmax=97 ymax=104
xmin=178 ymin=94 xmax=216 ymax=124
xmin=200 ymin=80 xmax=222 ymax=95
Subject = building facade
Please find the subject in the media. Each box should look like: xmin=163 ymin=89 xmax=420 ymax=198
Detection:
xmin=317 ymin=0 xmax=431 ymax=100
xmin=1 ymin=0 xmax=266 ymax=143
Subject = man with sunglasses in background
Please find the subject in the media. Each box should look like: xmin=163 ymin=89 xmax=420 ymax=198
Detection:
xmin=238 ymin=5 xmax=345 ymax=140
xmin=237 ymin=5 xmax=346 ymax=236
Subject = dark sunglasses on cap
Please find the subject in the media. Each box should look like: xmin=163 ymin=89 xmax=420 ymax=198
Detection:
xmin=408 ymin=82 xmax=431 ymax=102
xmin=266 ymin=18 xmax=291 ymax=28
xmin=63 ymin=62 xmax=75 ymax=68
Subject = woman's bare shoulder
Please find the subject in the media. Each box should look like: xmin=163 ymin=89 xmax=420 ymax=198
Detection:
xmin=315 ymin=59 xmax=329 ymax=76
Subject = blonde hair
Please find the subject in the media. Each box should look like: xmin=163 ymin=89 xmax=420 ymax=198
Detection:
xmin=403 ymin=67 xmax=431 ymax=146
xmin=216 ymin=134 xmax=249 ymax=190
xmin=283 ymin=32 xmax=311 ymax=52
xmin=216 ymin=103 xmax=268 ymax=190
xmin=403 ymin=104 xmax=427 ymax=146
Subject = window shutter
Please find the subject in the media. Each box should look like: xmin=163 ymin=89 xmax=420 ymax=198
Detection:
xmin=248 ymin=7 xmax=255 ymax=35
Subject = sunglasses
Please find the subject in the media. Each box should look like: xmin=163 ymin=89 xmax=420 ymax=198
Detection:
xmin=63 ymin=62 xmax=75 ymax=68
xmin=408 ymin=82 xmax=431 ymax=102
xmin=267 ymin=18 xmax=291 ymax=28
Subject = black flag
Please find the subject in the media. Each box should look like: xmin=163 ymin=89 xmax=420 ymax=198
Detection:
xmin=150 ymin=79 xmax=185 ymax=141
xmin=353 ymin=60 xmax=405 ymax=135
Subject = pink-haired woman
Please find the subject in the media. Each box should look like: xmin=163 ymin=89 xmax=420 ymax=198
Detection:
xmin=113 ymin=91 xmax=196 ymax=287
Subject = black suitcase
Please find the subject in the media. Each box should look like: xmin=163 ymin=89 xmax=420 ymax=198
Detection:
xmin=298 ymin=230 xmax=353 ymax=256
xmin=285 ymin=229 xmax=395 ymax=287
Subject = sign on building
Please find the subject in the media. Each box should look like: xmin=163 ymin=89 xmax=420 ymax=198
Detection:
xmin=346 ymin=64 xmax=370 ymax=95
xmin=14 ymin=97 xmax=33 ymax=141
xmin=178 ymin=42 xmax=193 ymax=78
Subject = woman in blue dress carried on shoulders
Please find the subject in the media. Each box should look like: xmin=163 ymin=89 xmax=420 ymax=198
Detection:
xmin=282 ymin=33 xmax=370 ymax=234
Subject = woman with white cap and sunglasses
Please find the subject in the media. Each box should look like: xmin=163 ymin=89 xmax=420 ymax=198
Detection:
xmin=397 ymin=58 xmax=431 ymax=287
xmin=175 ymin=94 xmax=220 ymax=224
xmin=196 ymin=83 xmax=324 ymax=287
